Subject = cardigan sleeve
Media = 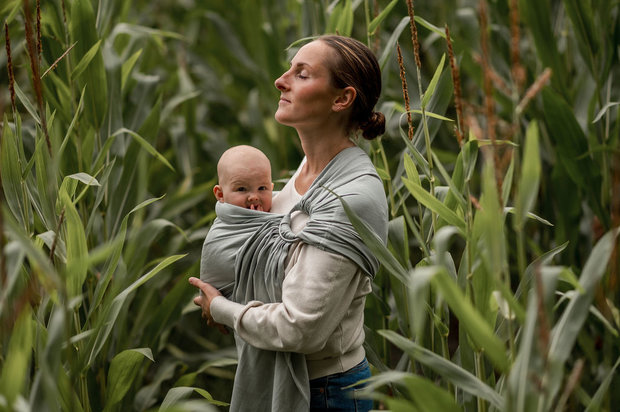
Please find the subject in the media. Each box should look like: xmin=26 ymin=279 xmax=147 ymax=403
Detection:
xmin=210 ymin=242 xmax=368 ymax=354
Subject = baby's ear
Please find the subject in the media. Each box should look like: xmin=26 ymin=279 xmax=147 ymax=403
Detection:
xmin=271 ymin=182 xmax=274 ymax=190
xmin=213 ymin=185 xmax=224 ymax=202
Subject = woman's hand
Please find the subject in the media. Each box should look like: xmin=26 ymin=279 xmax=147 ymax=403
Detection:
xmin=188 ymin=277 xmax=229 ymax=335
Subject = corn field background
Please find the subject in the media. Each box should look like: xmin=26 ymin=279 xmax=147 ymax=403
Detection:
xmin=1 ymin=0 xmax=619 ymax=410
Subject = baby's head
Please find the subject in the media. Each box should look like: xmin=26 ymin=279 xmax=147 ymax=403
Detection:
xmin=213 ymin=145 xmax=273 ymax=212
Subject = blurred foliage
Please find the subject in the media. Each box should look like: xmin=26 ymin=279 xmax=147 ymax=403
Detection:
xmin=0 ymin=0 xmax=618 ymax=410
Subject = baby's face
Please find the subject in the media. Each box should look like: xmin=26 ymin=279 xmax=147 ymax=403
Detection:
xmin=216 ymin=164 xmax=273 ymax=212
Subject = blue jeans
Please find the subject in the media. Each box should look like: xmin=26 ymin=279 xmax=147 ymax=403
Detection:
xmin=309 ymin=358 xmax=373 ymax=412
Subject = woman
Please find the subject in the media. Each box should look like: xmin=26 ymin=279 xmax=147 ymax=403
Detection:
xmin=190 ymin=35 xmax=388 ymax=411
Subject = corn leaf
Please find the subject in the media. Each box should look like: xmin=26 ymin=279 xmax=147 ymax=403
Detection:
xmin=514 ymin=120 xmax=541 ymax=230
xmin=70 ymin=0 xmax=108 ymax=128
xmin=422 ymin=54 xmax=445 ymax=109
xmin=104 ymin=348 xmax=154 ymax=409
xmin=111 ymin=127 xmax=175 ymax=171
xmin=0 ymin=307 xmax=33 ymax=406
xmin=542 ymin=86 xmax=608 ymax=228
xmin=547 ymin=228 xmax=620 ymax=400
xmin=338 ymin=196 xmax=409 ymax=284
xmin=70 ymin=39 xmax=102 ymax=80
xmin=160 ymin=387 xmax=229 ymax=408
xmin=60 ymin=189 xmax=89 ymax=298
xmin=518 ymin=0 xmax=566 ymax=90
xmin=1 ymin=117 xmax=29 ymax=227
xmin=431 ymin=268 xmax=509 ymax=372
xmin=368 ymin=0 xmax=399 ymax=35
xmin=84 ymin=253 xmax=186 ymax=367
xmin=401 ymin=177 xmax=466 ymax=234
xmin=121 ymin=49 xmax=143 ymax=91
xmin=379 ymin=330 xmax=504 ymax=408
xmin=585 ymin=356 xmax=620 ymax=412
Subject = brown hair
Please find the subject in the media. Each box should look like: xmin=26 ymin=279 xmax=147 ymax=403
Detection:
xmin=318 ymin=35 xmax=385 ymax=140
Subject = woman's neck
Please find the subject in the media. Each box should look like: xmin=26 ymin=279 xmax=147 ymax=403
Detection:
xmin=294 ymin=128 xmax=355 ymax=194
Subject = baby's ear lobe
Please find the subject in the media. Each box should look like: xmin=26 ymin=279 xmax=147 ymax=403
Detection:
xmin=213 ymin=185 xmax=224 ymax=201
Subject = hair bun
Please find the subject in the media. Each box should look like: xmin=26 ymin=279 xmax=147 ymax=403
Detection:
xmin=360 ymin=111 xmax=385 ymax=140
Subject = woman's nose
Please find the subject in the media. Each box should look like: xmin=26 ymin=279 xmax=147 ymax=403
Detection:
xmin=274 ymin=72 xmax=287 ymax=91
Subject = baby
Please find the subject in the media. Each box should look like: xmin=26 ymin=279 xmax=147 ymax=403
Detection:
xmin=212 ymin=145 xmax=274 ymax=212
xmin=200 ymin=145 xmax=275 ymax=297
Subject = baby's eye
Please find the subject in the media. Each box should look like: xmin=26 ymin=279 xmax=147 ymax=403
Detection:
xmin=258 ymin=186 xmax=268 ymax=191
xmin=235 ymin=187 xmax=247 ymax=192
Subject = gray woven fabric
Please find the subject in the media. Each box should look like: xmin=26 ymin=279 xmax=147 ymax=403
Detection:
xmin=204 ymin=147 xmax=388 ymax=412
xmin=200 ymin=206 xmax=279 ymax=298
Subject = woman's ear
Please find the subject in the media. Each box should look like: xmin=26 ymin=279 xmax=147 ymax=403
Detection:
xmin=332 ymin=86 xmax=356 ymax=112
xmin=213 ymin=185 xmax=224 ymax=202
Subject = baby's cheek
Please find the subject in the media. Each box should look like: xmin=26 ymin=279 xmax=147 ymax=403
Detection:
xmin=264 ymin=196 xmax=273 ymax=212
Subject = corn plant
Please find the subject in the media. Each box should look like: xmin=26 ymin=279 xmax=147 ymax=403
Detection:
xmin=351 ymin=1 xmax=620 ymax=411
xmin=1 ymin=0 xmax=619 ymax=411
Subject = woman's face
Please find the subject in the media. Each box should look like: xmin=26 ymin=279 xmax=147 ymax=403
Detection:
xmin=274 ymin=40 xmax=342 ymax=129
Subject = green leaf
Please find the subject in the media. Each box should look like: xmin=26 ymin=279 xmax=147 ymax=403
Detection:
xmin=403 ymin=152 xmax=420 ymax=185
xmin=378 ymin=17 xmax=410 ymax=69
xmin=111 ymin=128 xmax=175 ymax=171
xmin=547 ymin=228 xmax=620 ymax=400
xmin=502 ymin=154 xmax=515 ymax=207
xmin=542 ymin=86 xmax=608 ymax=227
xmin=60 ymin=189 xmax=89 ymax=299
xmin=592 ymin=101 xmax=620 ymax=124
xmin=121 ymin=49 xmax=143 ymax=91
xmin=70 ymin=39 xmax=102 ymax=80
xmin=160 ymin=387 xmax=229 ymax=408
xmin=414 ymin=15 xmax=447 ymax=39
xmin=336 ymin=0 xmax=354 ymax=36
xmin=68 ymin=172 xmax=101 ymax=186
xmin=422 ymin=53 xmax=445 ymax=109
xmin=411 ymin=109 xmax=453 ymax=122
xmin=504 ymin=208 xmax=553 ymax=226
xmin=362 ymin=371 xmax=460 ymax=412
xmin=518 ymin=0 xmax=566 ymax=90
xmin=507 ymin=289 xmax=542 ymax=412
xmin=85 ymin=254 xmax=186 ymax=367
xmin=14 ymin=82 xmax=41 ymax=123
xmin=368 ymin=0 xmax=399 ymax=35
xmin=1 ymin=117 xmax=29 ymax=227
xmin=0 ymin=307 xmax=33 ymax=406
xmin=105 ymin=348 xmax=154 ymax=409
xmin=338 ymin=195 xmax=409 ymax=284
xmin=70 ymin=0 xmax=108 ymax=128
xmin=431 ymin=151 xmax=466 ymax=211
xmin=475 ymin=160 xmax=506 ymax=284
xmin=431 ymin=268 xmax=510 ymax=372
xmin=401 ymin=176 xmax=466 ymax=234
xmin=585 ymin=356 xmax=620 ymax=412
xmin=379 ymin=330 xmax=505 ymax=409
xmin=58 ymin=86 xmax=86 ymax=159
xmin=326 ymin=0 xmax=354 ymax=36
xmin=514 ymin=121 xmax=541 ymax=230
xmin=562 ymin=0 xmax=599 ymax=77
